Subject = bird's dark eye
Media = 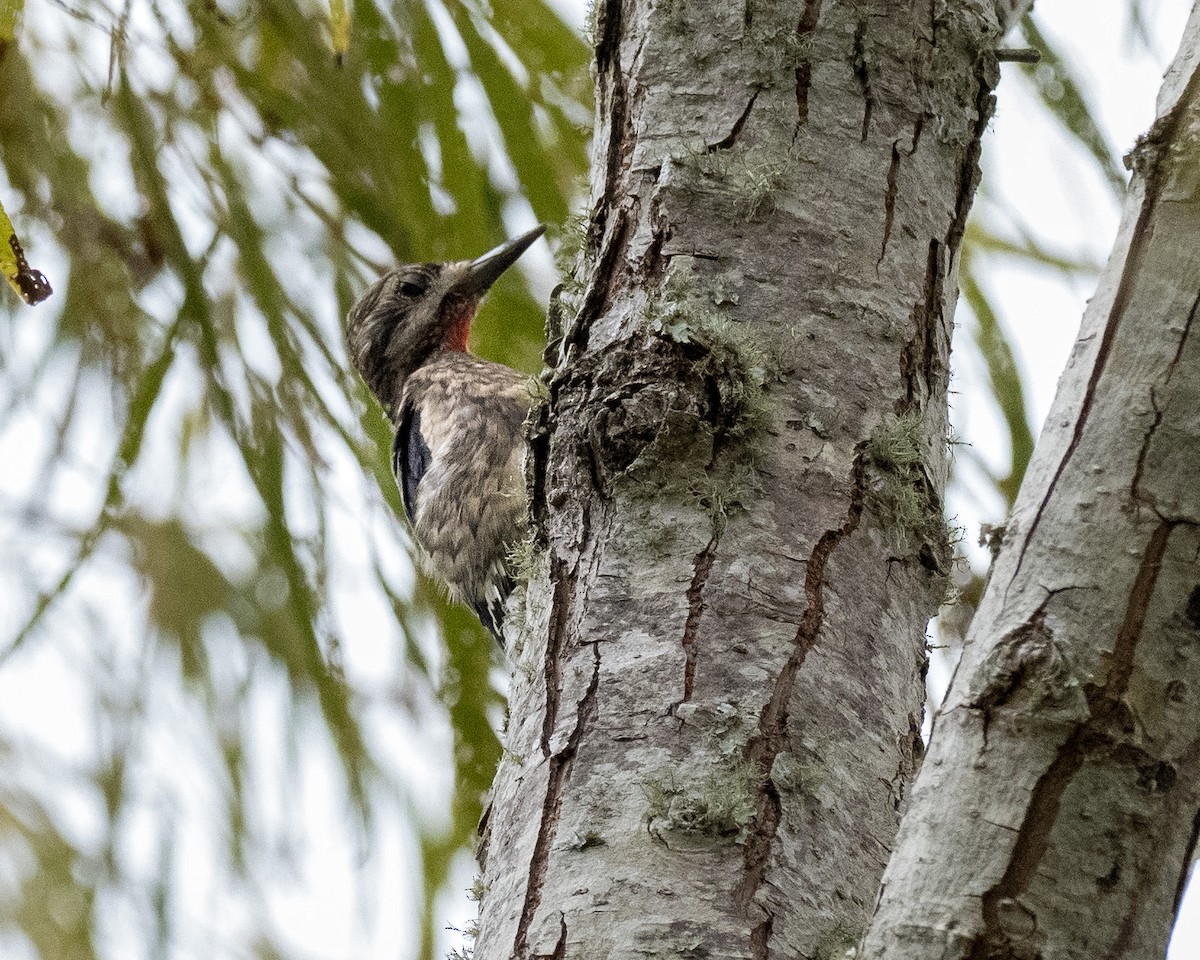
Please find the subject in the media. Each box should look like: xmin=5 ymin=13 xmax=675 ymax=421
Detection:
xmin=398 ymin=279 xmax=427 ymax=297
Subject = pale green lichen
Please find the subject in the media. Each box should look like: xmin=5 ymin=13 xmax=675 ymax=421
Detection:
xmin=645 ymin=265 xmax=778 ymax=449
xmin=814 ymin=920 xmax=859 ymax=960
xmin=677 ymin=141 xmax=788 ymax=220
xmin=920 ymin=3 xmax=1001 ymax=146
xmin=445 ymin=917 xmax=480 ymax=960
xmin=506 ymin=536 xmax=543 ymax=587
xmin=643 ymin=755 xmax=760 ymax=840
xmin=500 ymin=541 xmax=549 ymax=662
xmin=745 ymin=22 xmax=813 ymax=82
xmin=770 ymin=750 xmax=828 ymax=797
xmin=553 ymin=210 xmax=589 ymax=301
xmin=545 ymin=211 xmax=591 ymax=359
xmin=627 ymin=262 xmax=790 ymax=536
xmin=567 ymin=828 xmax=605 ymax=851
xmin=686 ymin=461 xmax=761 ymax=538
xmin=863 ymin=414 xmax=953 ymax=573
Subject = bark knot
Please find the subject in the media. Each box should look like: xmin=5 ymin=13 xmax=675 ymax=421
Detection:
xmin=967 ymin=610 xmax=1084 ymax=741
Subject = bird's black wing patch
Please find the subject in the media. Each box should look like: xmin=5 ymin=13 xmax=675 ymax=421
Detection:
xmin=472 ymin=574 xmax=515 ymax=645
xmin=394 ymin=402 xmax=432 ymax=525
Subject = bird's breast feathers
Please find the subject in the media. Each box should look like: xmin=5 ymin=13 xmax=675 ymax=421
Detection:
xmin=393 ymin=354 xmax=531 ymax=632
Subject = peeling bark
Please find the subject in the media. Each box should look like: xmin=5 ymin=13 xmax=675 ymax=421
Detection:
xmin=472 ymin=1 xmax=1036 ymax=958
xmin=860 ymin=8 xmax=1200 ymax=959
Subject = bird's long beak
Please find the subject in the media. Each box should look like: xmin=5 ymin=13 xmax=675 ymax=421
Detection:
xmin=455 ymin=225 xmax=546 ymax=298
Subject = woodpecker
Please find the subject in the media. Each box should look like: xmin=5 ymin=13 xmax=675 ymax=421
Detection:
xmin=345 ymin=226 xmax=545 ymax=641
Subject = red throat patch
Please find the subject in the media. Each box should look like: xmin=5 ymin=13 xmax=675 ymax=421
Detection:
xmin=443 ymin=297 xmax=476 ymax=352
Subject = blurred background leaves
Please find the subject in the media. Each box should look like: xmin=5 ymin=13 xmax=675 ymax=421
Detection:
xmin=1 ymin=0 xmax=586 ymax=956
xmin=0 ymin=0 xmax=1180 ymax=958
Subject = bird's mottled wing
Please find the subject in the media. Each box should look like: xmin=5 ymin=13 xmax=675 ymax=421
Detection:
xmin=394 ymin=402 xmax=432 ymax=525
xmin=400 ymin=354 xmax=531 ymax=643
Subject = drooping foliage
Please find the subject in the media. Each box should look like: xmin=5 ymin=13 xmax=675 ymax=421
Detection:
xmin=0 ymin=0 xmax=586 ymax=956
xmin=0 ymin=0 xmax=1160 ymax=957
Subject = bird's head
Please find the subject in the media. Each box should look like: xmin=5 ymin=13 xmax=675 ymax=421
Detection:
xmin=346 ymin=225 xmax=545 ymax=415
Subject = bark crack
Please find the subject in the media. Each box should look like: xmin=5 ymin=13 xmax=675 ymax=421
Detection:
xmin=734 ymin=457 xmax=868 ymax=933
xmin=1130 ymin=385 xmax=1164 ymax=507
xmin=549 ymin=912 xmax=568 ymax=960
xmin=575 ymin=210 xmax=630 ymax=353
xmin=514 ymin=641 xmax=601 ymax=960
xmin=1132 ymin=287 xmax=1198 ymax=508
xmin=897 ymin=54 xmax=995 ymax=414
xmin=878 ymin=142 xmax=901 ymax=265
xmin=677 ymin=537 xmax=718 ymax=706
xmin=967 ymin=520 xmax=1175 ymax=958
xmin=594 ymin=0 xmax=627 ymax=241
xmin=570 ymin=0 xmax=634 ymax=358
xmin=708 ymin=90 xmax=759 ymax=151
xmin=946 ymin=56 xmax=997 ymax=254
xmin=541 ymin=556 xmax=580 ymax=757
xmin=793 ymin=0 xmax=823 ymax=128
xmin=749 ymin=913 xmax=774 ymax=960
xmin=852 ymin=18 xmax=873 ymax=142
xmin=898 ymin=239 xmax=942 ymax=411
xmin=1172 ymin=807 xmax=1200 ymax=917
xmin=908 ymin=114 xmax=926 ymax=155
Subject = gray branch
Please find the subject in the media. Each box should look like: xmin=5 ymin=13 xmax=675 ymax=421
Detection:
xmin=860 ymin=6 xmax=1200 ymax=958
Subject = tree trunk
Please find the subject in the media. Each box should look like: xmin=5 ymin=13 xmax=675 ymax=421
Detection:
xmin=471 ymin=1 xmax=1033 ymax=958
xmin=860 ymin=7 xmax=1200 ymax=959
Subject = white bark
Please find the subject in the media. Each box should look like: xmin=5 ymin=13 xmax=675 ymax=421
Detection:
xmin=860 ymin=7 xmax=1200 ymax=959
xmin=470 ymin=1 xmax=1033 ymax=958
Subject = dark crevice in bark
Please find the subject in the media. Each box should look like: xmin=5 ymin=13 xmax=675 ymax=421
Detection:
xmin=643 ymin=189 xmax=670 ymax=284
xmin=852 ymin=18 xmax=873 ymax=142
xmin=1166 ymin=287 xmax=1200 ymax=377
xmin=1104 ymin=894 xmax=1143 ymax=960
xmin=548 ymin=912 xmax=568 ymax=960
xmin=969 ymin=733 xmax=1086 ymax=959
xmin=593 ymin=0 xmax=626 ymax=240
xmin=878 ymin=142 xmax=901 ymax=264
xmin=676 ymin=537 xmax=718 ymax=706
xmin=897 ymin=58 xmax=993 ymax=413
xmin=1187 ymin=587 xmax=1200 ymax=629
xmin=1172 ymin=807 xmax=1200 ymax=916
xmin=1101 ymin=521 xmax=1173 ymax=698
xmin=908 ymin=113 xmax=926 ymax=155
xmin=541 ymin=556 xmax=579 ymax=758
xmin=947 ymin=57 xmax=997 ymax=253
xmin=734 ymin=457 xmax=868 ymax=931
xmin=1133 ymin=286 xmax=1200 ymax=505
xmin=749 ymin=912 xmax=774 ymax=960
xmin=576 ymin=211 xmax=630 ymax=352
xmin=967 ymin=520 xmax=1175 ymax=959
xmin=528 ymin=397 xmax=555 ymax=545
xmin=1013 ymin=67 xmax=1200 ymax=580
xmin=793 ymin=0 xmax=823 ymax=126
xmin=708 ymin=90 xmax=760 ymax=151
xmin=896 ymin=60 xmax=993 ymax=411
xmin=575 ymin=0 xmax=632 ymax=359
xmin=514 ymin=642 xmax=601 ymax=960
xmin=1130 ymin=386 xmax=1164 ymax=507
xmin=1013 ymin=200 xmax=1157 ymax=577
xmin=898 ymin=239 xmax=942 ymax=412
